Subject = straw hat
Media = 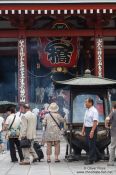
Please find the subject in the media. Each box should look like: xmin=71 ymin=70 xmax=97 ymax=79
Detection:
xmin=48 ymin=103 xmax=59 ymax=113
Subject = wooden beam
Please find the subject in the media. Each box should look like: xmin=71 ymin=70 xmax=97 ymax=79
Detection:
xmin=0 ymin=49 xmax=115 ymax=56
xmin=23 ymin=29 xmax=116 ymax=37
xmin=0 ymin=29 xmax=116 ymax=38
xmin=26 ymin=29 xmax=94 ymax=37
xmin=0 ymin=41 xmax=116 ymax=48
xmin=0 ymin=42 xmax=17 ymax=47
xmin=0 ymin=3 xmax=116 ymax=10
xmin=0 ymin=50 xmax=17 ymax=56
xmin=80 ymin=40 xmax=116 ymax=46
xmin=0 ymin=30 xmax=18 ymax=38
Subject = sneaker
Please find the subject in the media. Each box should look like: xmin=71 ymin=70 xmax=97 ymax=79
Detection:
xmin=107 ymin=162 xmax=114 ymax=166
xmin=84 ymin=160 xmax=94 ymax=165
xmin=19 ymin=161 xmax=30 ymax=165
xmin=55 ymin=159 xmax=60 ymax=163
xmin=47 ymin=159 xmax=51 ymax=163
xmin=11 ymin=160 xmax=18 ymax=163
xmin=33 ymin=158 xmax=39 ymax=162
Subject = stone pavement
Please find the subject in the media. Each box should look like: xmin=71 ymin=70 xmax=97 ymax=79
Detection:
xmin=0 ymin=131 xmax=116 ymax=175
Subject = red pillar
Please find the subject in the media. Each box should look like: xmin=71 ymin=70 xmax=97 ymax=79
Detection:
xmin=94 ymin=36 xmax=104 ymax=77
xmin=18 ymin=34 xmax=28 ymax=103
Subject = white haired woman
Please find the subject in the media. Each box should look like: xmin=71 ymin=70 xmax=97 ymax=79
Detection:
xmin=43 ymin=102 xmax=66 ymax=163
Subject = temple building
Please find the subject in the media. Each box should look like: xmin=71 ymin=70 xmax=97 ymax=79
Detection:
xmin=0 ymin=0 xmax=116 ymax=105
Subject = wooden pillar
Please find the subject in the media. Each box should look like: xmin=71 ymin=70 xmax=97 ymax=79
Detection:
xmin=18 ymin=31 xmax=28 ymax=103
xmin=94 ymin=34 xmax=104 ymax=77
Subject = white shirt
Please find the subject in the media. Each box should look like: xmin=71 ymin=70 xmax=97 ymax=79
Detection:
xmin=5 ymin=114 xmax=21 ymax=129
xmin=16 ymin=111 xmax=24 ymax=119
xmin=20 ymin=110 xmax=37 ymax=139
xmin=63 ymin=107 xmax=69 ymax=121
xmin=84 ymin=106 xmax=99 ymax=127
xmin=32 ymin=108 xmax=39 ymax=117
xmin=0 ymin=116 xmax=4 ymax=132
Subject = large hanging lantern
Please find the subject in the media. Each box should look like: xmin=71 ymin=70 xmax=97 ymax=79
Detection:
xmin=38 ymin=23 xmax=79 ymax=68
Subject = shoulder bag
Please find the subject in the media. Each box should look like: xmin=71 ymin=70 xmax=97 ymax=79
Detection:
xmin=7 ymin=115 xmax=18 ymax=138
xmin=49 ymin=112 xmax=61 ymax=130
xmin=8 ymin=115 xmax=16 ymax=130
xmin=49 ymin=112 xmax=66 ymax=137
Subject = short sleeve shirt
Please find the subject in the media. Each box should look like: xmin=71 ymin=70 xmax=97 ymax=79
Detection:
xmin=84 ymin=106 xmax=99 ymax=127
xmin=32 ymin=108 xmax=39 ymax=116
xmin=0 ymin=117 xmax=4 ymax=132
xmin=16 ymin=111 xmax=24 ymax=119
xmin=5 ymin=114 xmax=21 ymax=130
xmin=109 ymin=110 xmax=116 ymax=137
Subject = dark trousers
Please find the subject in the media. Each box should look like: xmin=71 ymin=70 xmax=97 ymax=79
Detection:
xmin=85 ymin=127 xmax=98 ymax=162
xmin=9 ymin=138 xmax=24 ymax=162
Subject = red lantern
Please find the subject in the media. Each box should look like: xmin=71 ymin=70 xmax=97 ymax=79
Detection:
xmin=38 ymin=37 xmax=79 ymax=68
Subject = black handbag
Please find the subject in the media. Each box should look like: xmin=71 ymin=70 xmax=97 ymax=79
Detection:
xmin=20 ymin=137 xmax=31 ymax=148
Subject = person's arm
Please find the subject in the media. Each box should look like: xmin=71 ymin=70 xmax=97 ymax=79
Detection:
xmin=81 ymin=111 xmax=86 ymax=136
xmin=105 ymin=112 xmax=113 ymax=128
xmin=20 ymin=115 xmax=27 ymax=138
xmin=90 ymin=110 xmax=98 ymax=139
xmin=105 ymin=116 xmax=110 ymax=128
xmin=109 ymin=111 xmax=113 ymax=119
xmin=89 ymin=120 xmax=98 ymax=139
xmin=81 ymin=124 xmax=85 ymax=136
xmin=58 ymin=114 xmax=67 ymax=130
xmin=2 ymin=118 xmax=4 ymax=131
xmin=4 ymin=117 xmax=10 ymax=139
xmin=4 ymin=117 xmax=9 ymax=130
xmin=42 ymin=115 xmax=47 ymax=125
xmin=42 ymin=116 xmax=47 ymax=131
xmin=58 ymin=114 xmax=66 ymax=123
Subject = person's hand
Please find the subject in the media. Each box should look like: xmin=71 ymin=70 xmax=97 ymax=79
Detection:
xmin=89 ymin=131 xmax=94 ymax=139
xmin=5 ymin=133 xmax=8 ymax=140
xmin=105 ymin=116 xmax=110 ymax=128
xmin=21 ymin=136 xmax=26 ymax=139
xmin=81 ymin=130 xmax=85 ymax=136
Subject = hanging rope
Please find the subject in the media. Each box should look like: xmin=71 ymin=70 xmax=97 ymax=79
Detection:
xmin=27 ymin=68 xmax=77 ymax=79
xmin=27 ymin=70 xmax=52 ymax=78
xmin=67 ymin=71 xmax=76 ymax=77
xmin=27 ymin=65 xmax=101 ymax=79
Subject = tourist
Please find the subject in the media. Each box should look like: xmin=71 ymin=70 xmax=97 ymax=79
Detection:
xmin=105 ymin=104 xmax=116 ymax=166
xmin=39 ymin=103 xmax=49 ymax=121
xmin=20 ymin=104 xmax=38 ymax=165
xmin=0 ymin=113 xmax=5 ymax=153
xmin=43 ymin=102 xmax=66 ymax=163
xmin=81 ymin=98 xmax=99 ymax=165
xmin=16 ymin=103 xmax=25 ymax=119
xmin=5 ymin=107 xmax=24 ymax=163
xmin=32 ymin=106 xmax=39 ymax=129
